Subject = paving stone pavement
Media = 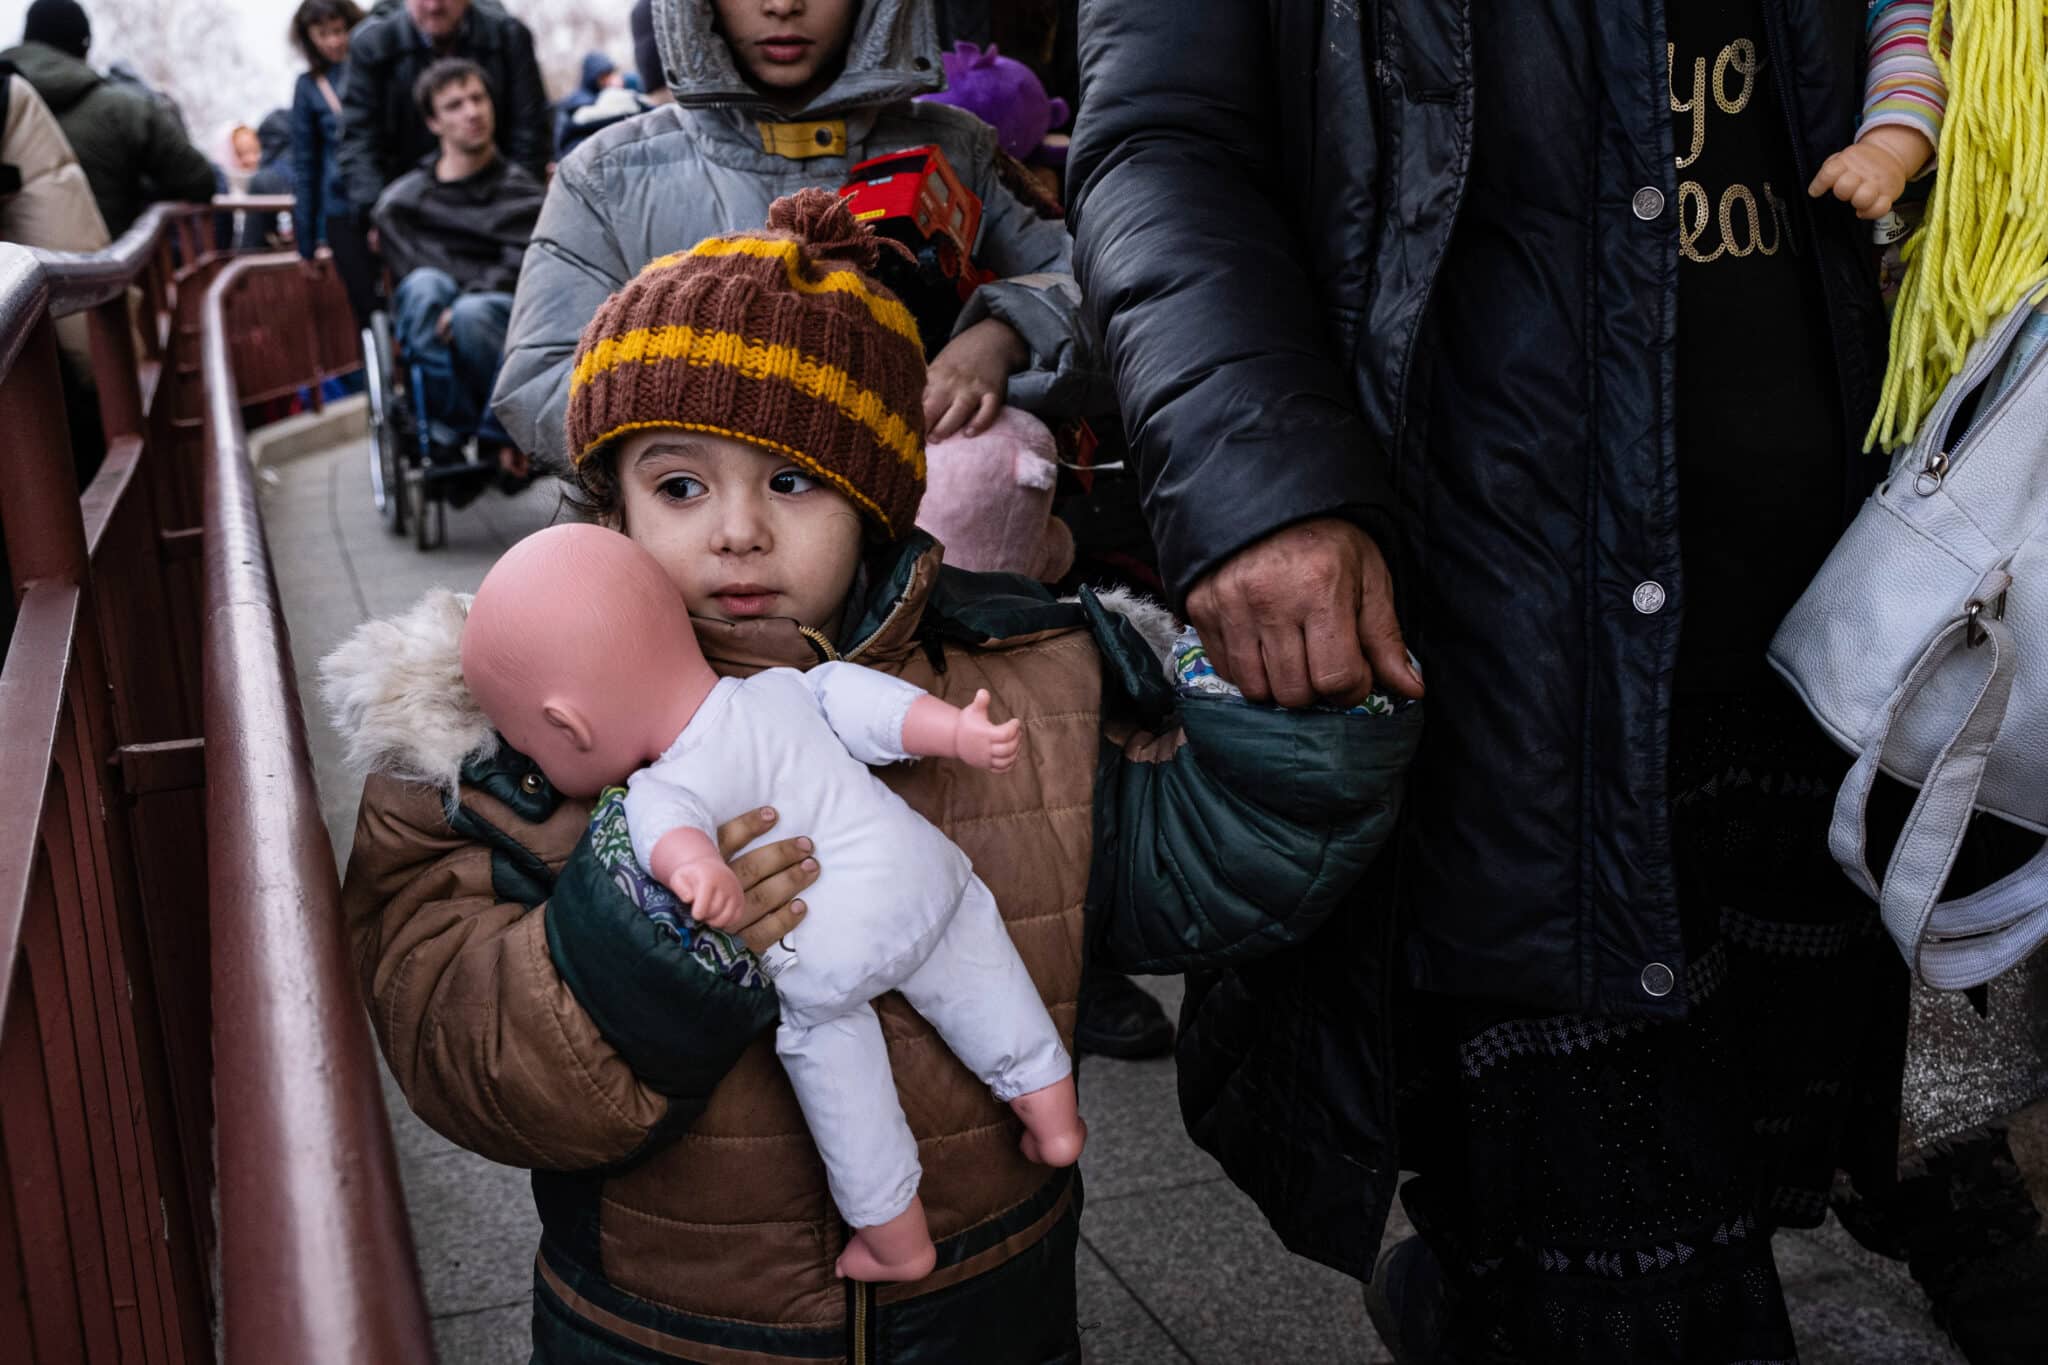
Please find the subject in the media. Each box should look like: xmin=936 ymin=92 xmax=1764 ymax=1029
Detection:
xmin=268 ymin=436 xmax=2028 ymax=1363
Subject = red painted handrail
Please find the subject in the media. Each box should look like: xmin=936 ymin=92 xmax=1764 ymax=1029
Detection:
xmin=1 ymin=202 xmax=432 ymax=1362
xmin=200 ymin=255 xmax=435 ymax=1364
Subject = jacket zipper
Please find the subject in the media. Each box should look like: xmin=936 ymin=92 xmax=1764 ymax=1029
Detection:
xmin=843 ymin=591 xmax=916 ymax=664
xmin=851 ymin=1279 xmax=873 ymax=1365
xmin=797 ymin=624 xmax=842 ymax=662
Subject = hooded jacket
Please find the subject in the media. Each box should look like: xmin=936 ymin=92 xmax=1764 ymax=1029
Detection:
xmin=489 ymin=0 xmax=1105 ymax=476
xmin=0 ymin=40 xmax=214 ymax=236
xmin=554 ymin=50 xmax=618 ymax=155
xmin=324 ymin=539 xmax=1419 ymax=1362
xmin=1070 ymin=0 xmax=1889 ymax=1035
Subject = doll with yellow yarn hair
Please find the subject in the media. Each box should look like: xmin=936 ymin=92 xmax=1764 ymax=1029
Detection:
xmin=1811 ymin=0 xmax=2048 ymax=449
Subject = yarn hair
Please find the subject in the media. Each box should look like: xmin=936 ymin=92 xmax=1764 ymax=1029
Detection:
xmin=1869 ymin=0 xmax=2048 ymax=451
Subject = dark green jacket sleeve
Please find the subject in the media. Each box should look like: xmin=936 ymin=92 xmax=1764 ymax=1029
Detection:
xmin=543 ymin=829 xmax=780 ymax=1137
xmin=1081 ymin=592 xmax=1423 ymax=975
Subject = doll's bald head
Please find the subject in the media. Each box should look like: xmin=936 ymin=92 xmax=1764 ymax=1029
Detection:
xmin=462 ymin=523 xmax=714 ymax=796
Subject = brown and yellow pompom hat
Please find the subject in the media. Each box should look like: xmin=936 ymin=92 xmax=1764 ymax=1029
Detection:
xmin=567 ymin=188 xmax=928 ymax=537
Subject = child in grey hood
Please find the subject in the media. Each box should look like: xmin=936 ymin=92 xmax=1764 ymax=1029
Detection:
xmin=490 ymin=0 xmax=1105 ymax=475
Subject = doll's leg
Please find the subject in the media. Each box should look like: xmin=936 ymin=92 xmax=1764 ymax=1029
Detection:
xmin=895 ymin=877 xmax=1085 ymax=1166
xmin=775 ymin=1004 xmax=936 ymax=1282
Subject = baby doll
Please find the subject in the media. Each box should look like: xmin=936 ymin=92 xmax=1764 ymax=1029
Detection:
xmin=460 ymin=522 xmax=1086 ymax=1284
xmin=918 ymin=406 xmax=1075 ymax=581
xmin=1811 ymin=0 xmax=2048 ymax=449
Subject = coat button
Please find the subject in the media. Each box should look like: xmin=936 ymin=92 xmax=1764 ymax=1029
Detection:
xmin=1631 ymin=581 xmax=1667 ymax=614
xmin=1632 ymin=186 xmax=1665 ymax=220
xmin=1641 ymin=962 xmax=1675 ymax=997
xmin=520 ymin=772 xmax=545 ymax=795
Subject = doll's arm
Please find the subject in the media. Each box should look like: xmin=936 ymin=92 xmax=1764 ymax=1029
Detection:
xmin=802 ymin=662 xmax=1023 ymax=772
xmin=1811 ymin=2 xmax=1943 ymax=220
xmin=624 ymin=774 xmax=745 ymax=928
xmin=902 ymin=691 xmax=1023 ymax=772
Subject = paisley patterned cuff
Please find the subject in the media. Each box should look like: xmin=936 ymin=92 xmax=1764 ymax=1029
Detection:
xmin=589 ymin=787 xmax=768 ymax=992
xmin=1171 ymin=627 xmax=1411 ymax=716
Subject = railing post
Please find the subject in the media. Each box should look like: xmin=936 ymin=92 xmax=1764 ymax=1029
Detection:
xmin=0 ymin=316 xmax=86 ymax=595
xmin=87 ymin=299 xmax=145 ymax=442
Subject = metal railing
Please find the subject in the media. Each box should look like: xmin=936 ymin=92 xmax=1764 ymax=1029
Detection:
xmin=1 ymin=200 xmax=433 ymax=1362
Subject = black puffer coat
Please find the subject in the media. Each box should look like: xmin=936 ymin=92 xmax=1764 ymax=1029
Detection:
xmin=1072 ymin=0 xmax=1887 ymax=1275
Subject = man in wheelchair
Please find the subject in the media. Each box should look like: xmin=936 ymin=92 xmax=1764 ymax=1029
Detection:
xmin=372 ymin=56 xmax=542 ymax=490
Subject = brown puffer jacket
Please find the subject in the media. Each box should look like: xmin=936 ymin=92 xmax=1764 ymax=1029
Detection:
xmin=334 ymin=544 xmax=1116 ymax=1361
xmin=328 ymin=532 xmax=1422 ymax=1362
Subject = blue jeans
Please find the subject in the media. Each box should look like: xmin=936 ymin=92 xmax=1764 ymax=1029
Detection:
xmin=392 ymin=268 xmax=511 ymax=449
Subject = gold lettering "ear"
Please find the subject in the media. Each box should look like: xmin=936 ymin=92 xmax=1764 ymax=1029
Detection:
xmin=1680 ymin=178 xmax=1795 ymax=263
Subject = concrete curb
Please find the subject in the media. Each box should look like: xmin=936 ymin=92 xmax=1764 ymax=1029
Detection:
xmin=250 ymin=393 xmax=369 ymax=470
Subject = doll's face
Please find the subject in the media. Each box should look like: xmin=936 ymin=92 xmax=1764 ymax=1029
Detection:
xmin=615 ymin=429 xmax=864 ymax=641
xmin=712 ymin=0 xmax=857 ymax=107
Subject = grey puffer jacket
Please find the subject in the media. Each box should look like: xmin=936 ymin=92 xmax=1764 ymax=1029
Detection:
xmin=491 ymin=0 xmax=1104 ymax=474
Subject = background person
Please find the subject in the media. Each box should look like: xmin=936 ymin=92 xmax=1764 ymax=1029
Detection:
xmin=336 ymin=0 xmax=548 ymax=237
xmin=289 ymin=0 xmax=377 ymax=324
xmin=372 ymin=56 xmax=540 ymax=483
xmin=1 ymin=0 xmax=214 ymax=237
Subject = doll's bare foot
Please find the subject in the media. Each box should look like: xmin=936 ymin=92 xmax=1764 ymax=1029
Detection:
xmin=835 ymin=1197 xmax=937 ymax=1282
xmin=1012 ymin=1076 xmax=1086 ymax=1167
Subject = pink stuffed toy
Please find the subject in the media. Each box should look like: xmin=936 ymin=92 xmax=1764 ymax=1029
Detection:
xmin=919 ymin=42 xmax=1069 ymax=170
xmin=918 ymin=407 xmax=1075 ymax=582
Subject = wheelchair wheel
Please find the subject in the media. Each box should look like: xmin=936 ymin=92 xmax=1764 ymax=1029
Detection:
xmin=409 ymin=466 xmax=438 ymax=551
xmin=364 ymin=312 xmax=407 ymax=537
xmin=407 ymin=360 xmax=447 ymax=552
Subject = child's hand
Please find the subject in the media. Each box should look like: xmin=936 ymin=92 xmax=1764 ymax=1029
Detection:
xmin=954 ymin=689 xmax=1023 ymax=772
xmin=668 ymin=858 xmax=746 ymax=929
xmin=1809 ymin=125 xmax=1933 ymax=221
xmin=925 ymin=318 xmax=1028 ymax=442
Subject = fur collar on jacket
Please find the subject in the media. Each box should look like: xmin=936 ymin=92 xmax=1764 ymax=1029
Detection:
xmin=320 ymin=543 xmax=1178 ymax=800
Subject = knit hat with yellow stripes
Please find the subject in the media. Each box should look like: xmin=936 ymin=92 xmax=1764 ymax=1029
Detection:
xmin=567 ymin=189 xmax=928 ymax=538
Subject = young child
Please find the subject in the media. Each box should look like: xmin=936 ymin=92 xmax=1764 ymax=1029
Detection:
xmin=324 ymin=192 xmax=1419 ymax=1362
xmin=461 ymin=520 xmax=1085 ymax=1283
xmin=491 ymin=0 xmax=1105 ymax=471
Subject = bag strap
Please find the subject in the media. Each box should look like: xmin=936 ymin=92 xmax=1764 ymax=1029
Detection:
xmin=1827 ymin=605 xmax=2048 ymax=986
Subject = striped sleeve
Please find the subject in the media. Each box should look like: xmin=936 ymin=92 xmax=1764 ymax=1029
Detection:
xmin=1860 ymin=0 xmax=1947 ymax=151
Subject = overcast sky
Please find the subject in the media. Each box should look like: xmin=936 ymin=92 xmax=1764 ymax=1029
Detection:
xmin=0 ymin=1 xmax=630 ymax=157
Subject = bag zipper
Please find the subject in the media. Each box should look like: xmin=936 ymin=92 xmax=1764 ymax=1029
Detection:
xmin=1907 ymin=290 xmax=2048 ymax=495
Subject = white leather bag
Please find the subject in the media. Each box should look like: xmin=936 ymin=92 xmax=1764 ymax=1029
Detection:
xmin=1770 ymin=285 xmax=2048 ymax=990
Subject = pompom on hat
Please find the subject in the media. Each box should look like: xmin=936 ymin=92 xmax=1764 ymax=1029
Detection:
xmin=567 ymin=189 xmax=929 ymax=539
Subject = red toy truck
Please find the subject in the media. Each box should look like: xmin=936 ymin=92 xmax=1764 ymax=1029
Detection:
xmin=838 ymin=144 xmax=996 ymax=355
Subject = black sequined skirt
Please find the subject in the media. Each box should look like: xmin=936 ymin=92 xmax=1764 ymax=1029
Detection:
xmin=1398 ymin=687 xmax=1909 ymax=1363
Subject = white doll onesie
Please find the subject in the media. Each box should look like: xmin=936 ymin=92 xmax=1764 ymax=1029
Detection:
xmin=622 ymin=662 xmax=1071 ymax=1229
